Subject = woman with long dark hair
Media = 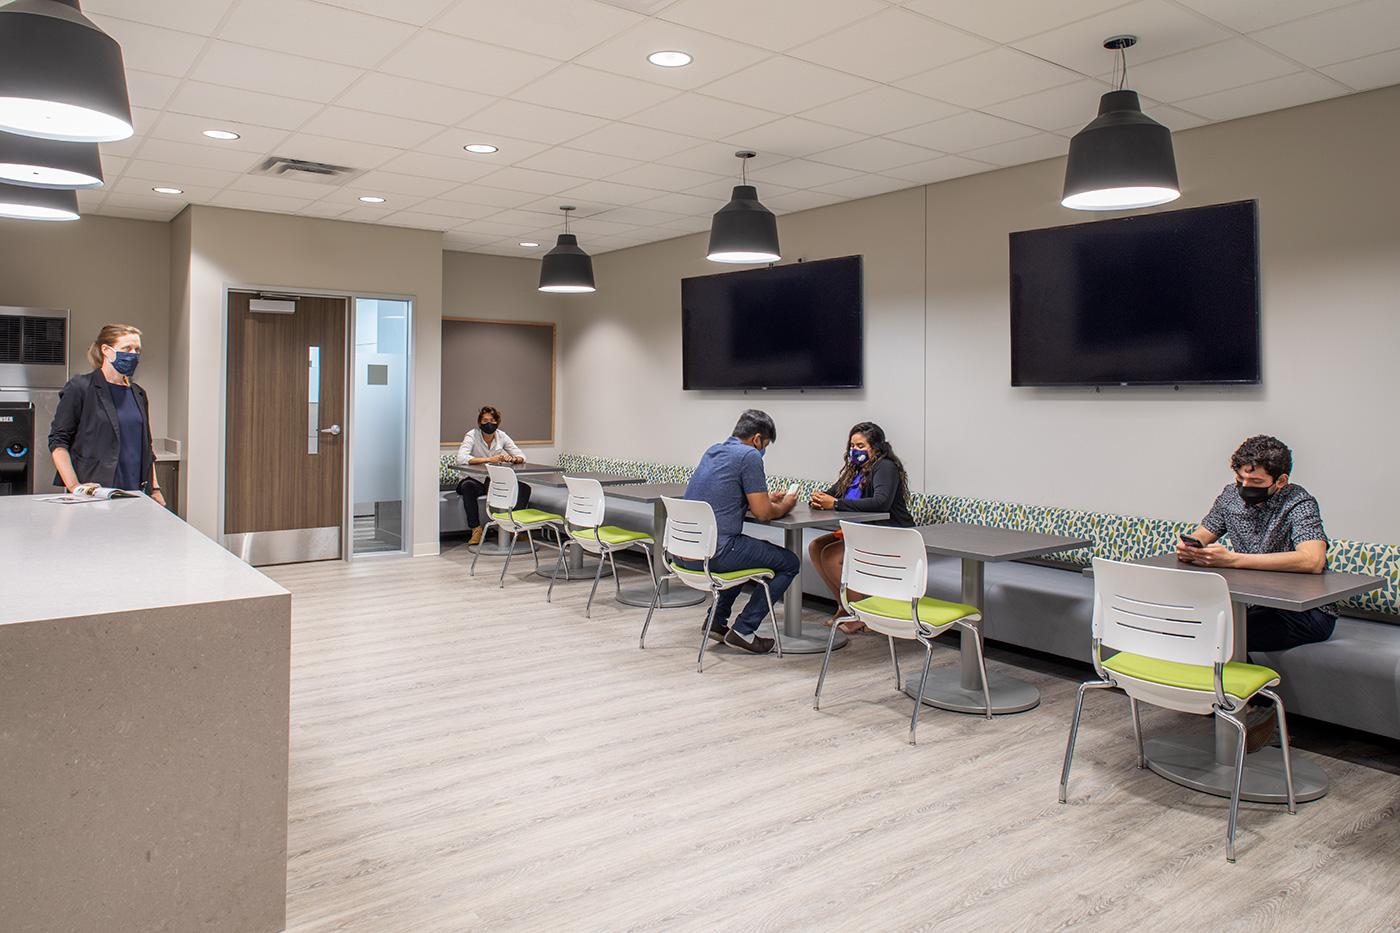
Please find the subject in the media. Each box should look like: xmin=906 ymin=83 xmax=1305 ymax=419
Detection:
xmin=807 ymin=421 xmax=913 ymax=633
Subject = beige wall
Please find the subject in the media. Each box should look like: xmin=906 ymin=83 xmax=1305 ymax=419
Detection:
xmin=562 ymin=84 xmax=1400 ymax=544
xmin=0 ymin=214 xmax=171 ymax=433
xmin=440 ymin=251 xmax=569 ymax=465
xmin=172 ymin=206 xmax=444 ymax=555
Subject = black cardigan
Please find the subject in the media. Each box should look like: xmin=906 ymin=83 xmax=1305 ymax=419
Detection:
xmin=825 ymin=457 xmax=913 ymax=527
xmin=47 ymin=369 xmax=156 ymax=492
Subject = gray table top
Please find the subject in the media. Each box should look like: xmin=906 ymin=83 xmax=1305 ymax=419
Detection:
xmin=607 ymin=482 xmax=689 ymax=502
xmin=1132 ymin=552 xmax=1386 ymax=612
xmin=916 ymin=522 xmax=1093 ymax=562
xmin=747 ymin=504 xmax=890 ymax=530
xmin=527 ymin=471 xmax=643 ymax=487
xmin=452 ymin=461 xmax=561 ymax=475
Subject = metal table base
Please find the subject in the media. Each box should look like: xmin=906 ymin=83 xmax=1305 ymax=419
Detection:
xmin=904 ymin=666 xmax=1041 ymax=715
xmin=617 ymin=578 xmax=705 ymax=609
xmin=469 ymin=527 xmax=534 ymax=557
xmin=1143 ymin=734 xmax=1327 ymax=803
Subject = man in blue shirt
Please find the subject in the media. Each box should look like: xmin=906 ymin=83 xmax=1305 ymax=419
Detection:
xmin=683 ymin=409 xmax=799 ymax=654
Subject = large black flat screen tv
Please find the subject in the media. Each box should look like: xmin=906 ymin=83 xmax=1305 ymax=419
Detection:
xmin=682 ymin=255 xmax=863 ymax=390
xmin=1009 ymin=200 xmax=1261 ymax=386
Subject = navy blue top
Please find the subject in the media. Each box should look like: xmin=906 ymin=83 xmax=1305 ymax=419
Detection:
xmin=106 ymin=382 xmax=145 ymax=490
xmin=685 ymin=436 xmax=768 ymax=541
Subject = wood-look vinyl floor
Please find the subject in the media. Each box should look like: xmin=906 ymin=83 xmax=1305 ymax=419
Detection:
xmin=267 ymin=543 xmax=1400 ymax=933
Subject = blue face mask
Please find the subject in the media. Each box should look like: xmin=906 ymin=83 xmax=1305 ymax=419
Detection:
xmin=849 ymin=448 xmax=868 ymax=466
xmin=111 ymin=350 xmax=140 ymax=377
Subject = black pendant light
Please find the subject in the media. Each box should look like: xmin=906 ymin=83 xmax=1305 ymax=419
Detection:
xmin=0 ymin=179 xmax=79 ymax=220
xmin=0 ymin=128 xmax=102 ymax=188
xmin=1062 ymin=36 xmax=1179 ymax=212
xmin=0 ymin=0 xmax=133 ymax=143
xmin=707 ymin=150 xmax=779 ymax=263
xmin=538 ymin=206 xmax=596 ymax=294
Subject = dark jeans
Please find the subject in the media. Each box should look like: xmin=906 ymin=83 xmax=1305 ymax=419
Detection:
xmin=681 ymin=534 xmax=801 ymax=637
xmin=1247 ymin=605 xmax=1336 ymax=653
xmin=456 ymin=477 xmax=531 ymax=529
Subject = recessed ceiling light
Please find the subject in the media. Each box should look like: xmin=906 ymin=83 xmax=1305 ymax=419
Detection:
xmin=648 ymin=50 xmax=692 ymax=67
xmin=464 ymin=144 xmax=498 ymax=154
xmin=202 ymin=129 xmax=240 ymax=140
xmin=152 ymin=186 xmax=183 ymax=195
xmin=358 ymin=196 xmax=386 ymax=203
xmin=519 ymin=241 xmax=539 ymax=248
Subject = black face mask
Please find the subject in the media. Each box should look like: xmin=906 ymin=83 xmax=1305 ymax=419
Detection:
xmin=480 ymin=422 xmax=498 ymax=435
xmin=1237 ymin=482 xmax=1274 ymax=506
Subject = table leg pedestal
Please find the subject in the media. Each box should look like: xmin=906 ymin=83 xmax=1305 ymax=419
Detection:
xmin=776 ymin=526 xmax=847 ymax=654
xmin=1144 ymin=734 xmax=1327 ymax=803
xmin=471 ymin=526 xmax=534 ymax=556
xmin=617 ymin=578 xmax=705 ymax=609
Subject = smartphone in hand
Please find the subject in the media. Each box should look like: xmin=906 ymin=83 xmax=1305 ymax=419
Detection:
xmin=785 ymin=482 xmax=798 ymax=497
xmin=1179 ymin=534 xmax=1203 ymax=549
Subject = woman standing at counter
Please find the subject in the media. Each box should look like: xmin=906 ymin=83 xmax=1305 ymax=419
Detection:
xmin=48 ymin=324 xmax=165 ymax=506
xmin=808 ymin=421 xmax=912 ymax=633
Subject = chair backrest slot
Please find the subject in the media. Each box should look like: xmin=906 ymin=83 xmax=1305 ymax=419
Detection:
xmin=485 ymin=464 xmax=518 ymax=512
xmin=661 ymin=497 xmax=717 ymax=562
xmin=1092 ymin=557 xmax=1232 ymax=667
xmin=563 ymin=475 xmax=606 ymax=530
xmin=840 ymin=521 xmax=928 ymax=602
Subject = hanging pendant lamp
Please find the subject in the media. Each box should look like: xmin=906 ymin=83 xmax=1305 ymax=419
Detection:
xmin=0 ymin=0 xmax=133 ymax=143
xmin=538 ymin=206 xmax=596 ymax=294
xmin=708 ymin=150 xmax=779 ymax=263
xmin=0 ymin=179 xmax=79 ymax=220
xmin=0 ymin=128 xmax=102 ymax=187
xmin=1062 ymin=36 xmax=1179 ymax=211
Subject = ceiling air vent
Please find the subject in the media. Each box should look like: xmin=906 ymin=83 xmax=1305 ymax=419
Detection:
xmin=22 ymin=316 xmax=66 ymax=365
xmin=251 ymin=156 xmax=364 ymax=186
xmin=0 ymin=316 xmax=20 ymax=364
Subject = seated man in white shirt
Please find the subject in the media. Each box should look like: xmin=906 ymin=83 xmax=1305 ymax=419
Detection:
xmin=455 ymin=405 xmax=528 ymax=546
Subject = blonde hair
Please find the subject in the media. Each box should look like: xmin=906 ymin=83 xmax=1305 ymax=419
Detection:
xmin=87 ymin=324 xmax=141 ymax=370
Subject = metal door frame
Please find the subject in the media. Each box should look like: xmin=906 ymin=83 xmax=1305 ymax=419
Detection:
xmin=219 ymin=284 xmax=416 ymax=563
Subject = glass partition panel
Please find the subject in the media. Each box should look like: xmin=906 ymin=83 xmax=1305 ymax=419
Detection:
xmin=351 ymin=298 xmax=409 ymax=555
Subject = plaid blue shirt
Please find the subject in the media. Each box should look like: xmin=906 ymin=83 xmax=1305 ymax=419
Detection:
xmin=1202 ymin=482 xmax=1335 ymax=616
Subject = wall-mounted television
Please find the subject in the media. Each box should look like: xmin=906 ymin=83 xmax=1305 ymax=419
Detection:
xmin=681 ymin=255 xmax=863 ymax=390
xmin=1009 ymin=200 xmax=1261 ymax=387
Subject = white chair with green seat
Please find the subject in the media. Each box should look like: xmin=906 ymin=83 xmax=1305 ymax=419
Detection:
xmin=547 ymin=475 xmax=658 ymax=617
xmin=639 ymin=496 xmax=782 ymax=673
xmin=815 ymin=521 xmax=988 ymax=744
xmin=469 ymin=464 xmax=564 ymax=587
xmin=1059 ymin=557 xmax=1296 ymax=862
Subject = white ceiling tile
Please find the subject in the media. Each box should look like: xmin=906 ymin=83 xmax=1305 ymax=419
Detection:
xmin=799 ymin=88 xmax=959 ymax=137
xmin=890 ymin=110 xmax=1038 ymax=153
xmin=148 ymin=112 xmax=291 ymax=152
xmin=299 ymin=107 xmax=447 ymax=149
xmin=984 ymin=80 xmax=1112 ymax=132
xmin=97 ymin=204 xmax=185 ymax=222
xmin=960 ymin=132 xmax=1070 ymax=167
xmin=123 ymin=71 xmax=182 ymax=111
xmin=458 ymin=100 xmax=610 ymax=146
xmin=473 ymin=166 xmax=591 ymax=194
xmin=337 ymin=204 xmax=396 ymax=222
xmin=415 ymin=130 xmax=551 ymax=164
xmin=590 ymin=205 xmax=692 ymax=226
xmin=517 ymin=147 xmax=644 ymax=178
xmin=122 ymin=160 xmax=242 ymax=189
xmin=459 ymin=219 xmax=551 ymax=237
xmin=896 ymin=48 xmax=1082 ymax=109
xmin=436 ymin=185 xmax=537 ymax=208
xmin=1320 ymin=48 xmax=1400 ymax=91
xmin=558 ymin=215 xmax=649 ymax=236
xmin=209 ymin=190 xmax=314 ymax=212
xmin=110 ymin=176 xmax=221 ymax=202
xmin=82 ymin=0 xmax=235 ymax=35
xmin=606 ymin=164 xmax=726 ymax=193
xmin=1172 ymin=70 xmax=1351 ymax=122
xmin=76 ymin=189 xmax=107 ymax=210
xmin=311 ymin=0 xmax=458 ymax=26
xmin=312 ymin=185 xmax=428 ymax=209
xmin=556 ymin=180 xmax=667 ymax=206
xmin=700 ymin=57 xmax=877 ymax=114
xmin=760 ymin=189 xmax=846 ymax=213
xmin=789 ymin=8 xmax=994 ymax=82
xmin=378 ymin=151 xmax=507 ymax=183
xmin=390 ymin=199 xmax=500 ymax=221
xmin=567 ymin=123 xmax=706 ymax=162
xmin=334 ymin=75 xmax=495 ymax=127
xmin=660 ymin=141 xmax=786 ymax=175
xmin=379 ymin=210 xmax=457 ymax=231
xmin=489 ymin=207 xmax=575 ymax=228
xmin=432 ymin=0 xmax=644 ymax=61
xmin=191 ymin=42 xmax=364 ymax=102
xmin=513 ymin=65 xmax=682 ymax=120
xmin=659 ymin=0 xmax=887 ymax=53
xmin=901 ymin=0 xmax=1127 ymax=45
xmin=1251 ymin=0 xmax=1400 ymax=68
xmin=381 ymin=32 xmax=562 ymax=97
xmin=809 ymin=137 xmax=939 ymax=173
xmin=573 ymin=20 xmax=773 ymax=90
xmin=1175 ymin=0 xmax=1361 ymax=34
xmin=630 ymin=190 xmax=721 ymax=214
xmin=216 ymin=0 xmax=418 ymax=67
xmin=881 ymin=154 xmax=996 ymax=185
xmin=811 ymin=174 xmax=913 ymax=200
xmin=87 ymin=16 xmax=207 ymax=78
xmin=747 ymin=158 xmax=863 ymax=189
xmin=1127 ymin=40 xmax=1301 ymax=103
xmin=443 ymin=231 xmax=508 ymax=249
xmin=1138 ymin=104 xmax=1211 ymax=132
xmin=275 ymin=135 xmax=406 ymax=171
xmin=296 ymin=202 xmax=355 ymax=219
xmin=99 ymin=154 xmax=129 ymax=176
xmin=721 ymin=116 xmax=865 ymax=159
xmin=626 ymin=94 xmax=780 ymax=139
xmin=228 ymin=173 xmax=344 ymax=200
xmin=134 ymin=138 xmax=264 ymax=173
xmin=1012 ymin=1 xmax=1234 ymax=74
xmin=166 ymin=83 xmax=324 ymax=130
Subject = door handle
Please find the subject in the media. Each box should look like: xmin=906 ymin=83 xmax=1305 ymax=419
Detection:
xmin=320 ymin=424 xmax=341 ymax=435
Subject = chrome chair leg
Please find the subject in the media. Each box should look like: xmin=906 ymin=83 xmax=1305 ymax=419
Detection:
xmin=469 ymin=519 xmax=496 ymax=576
xmin=1260 ymin=688 xmax=1297 ymax=814
xmin=1224 ymin=710 xmax=1248 ymax=862
xmin=909 ymin=636 xmax=935 ymax=745
xmin=1058 ymin=679 xmax=1112 ymax=803
xmin=498 ymin=530 xmax=518 ymax=586
xmin=527 ymin=529 xmax=541 ymax=574
xmin=757 ymin=579 xmax=782 ymax=657
xmin=889 ymin=635 xmax=900 ymax=685
xmin=697 ymin=591 xmax=721 ymax=673
xmin=960 ymin=619 xmax=993 ymax=720
xmin=1130 ymin=697 xmax=1146 ymax=769
xmin=585 ymin=548 xmax=608 ymax=619
xmin=546 ymin=538 xmax=570 ymax=602
xmin=813 ymin=609 xmax=843 ymax=710
xmin=639 ymin=568 xmax=666 ymax=649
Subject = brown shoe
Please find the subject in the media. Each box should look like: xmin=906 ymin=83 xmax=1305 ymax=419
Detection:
xmin=724 ymin=630 xmax=775 ymax=654
xmin=468 ymin=526 xmax=483 ymax=546
xmin=1245 ymin=706 xmax=1278 ymax=753
xmin=705 ymin=622 xmax=730 ymax=643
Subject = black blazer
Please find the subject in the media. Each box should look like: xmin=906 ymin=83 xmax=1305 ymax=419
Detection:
xmin=48 ymin=370 xmax=156 ymax=492
xmin=825 ymin=457 xmax=914 ymax=527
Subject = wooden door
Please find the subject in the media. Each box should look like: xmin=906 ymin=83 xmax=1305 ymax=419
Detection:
xmin=225 ymin=292 xmax=346 ymax=564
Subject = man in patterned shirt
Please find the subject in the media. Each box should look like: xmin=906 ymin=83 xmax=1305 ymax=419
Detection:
xmin=1174 ymin=434 xmax=1332 ymax=750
